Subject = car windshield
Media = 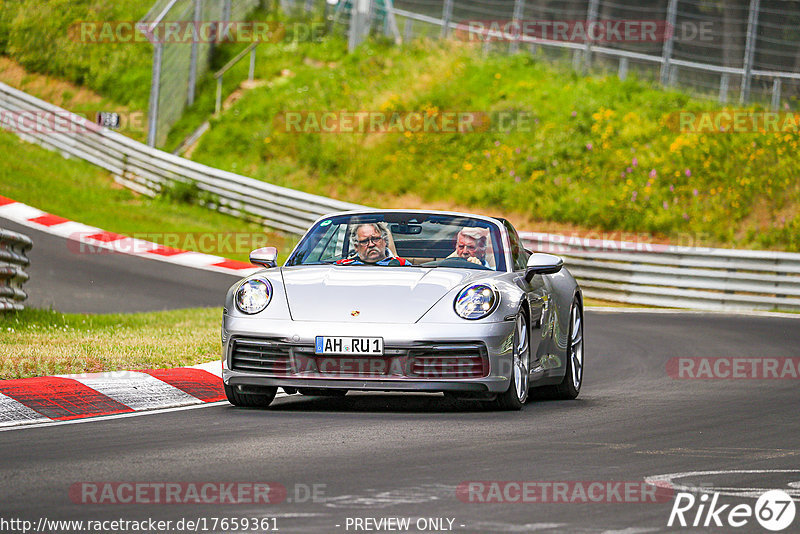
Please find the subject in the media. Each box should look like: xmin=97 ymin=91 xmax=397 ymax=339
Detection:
xmin=286 ymin=213 xmax=506 ymax=271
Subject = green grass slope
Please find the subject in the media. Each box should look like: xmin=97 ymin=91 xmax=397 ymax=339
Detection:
xmin=184 ymin=37 xmax=799 ymax=251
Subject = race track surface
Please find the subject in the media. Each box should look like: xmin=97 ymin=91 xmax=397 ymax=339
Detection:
xmin=0 ymin=218 xmax=239 ymax=313
xmin=2 ymin=311 xmax=798 ymax=533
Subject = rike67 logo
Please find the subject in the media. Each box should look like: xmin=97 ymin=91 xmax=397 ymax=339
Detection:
xmin=668 ymin=490 xmax=796 ymax=531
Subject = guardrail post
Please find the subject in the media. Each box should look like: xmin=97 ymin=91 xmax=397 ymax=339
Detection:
xmin=146 ymin=42 xmax=163 ymax=147
xmin=187 ymin=0 xmax=202 ymax=106
xmin=249 ymin=47 xmax=257 ymax=81
xmin=660 ymin=0 xmax=678 ymax=86
xmin=583 ymin=0 xmax=599 ymax=72
xmin=771 ymin=78 xmax=781 ymax=110
xmin=0 ymin=229 xmax=33 ymax=312
xmin=216 ymin=76 xmax=223 ymax=114
xmin=719 ymin=73 xmax=729 ymax=103
xmin=618 ymin=56 xmax=628 ymax=80
xmin=441 ymin=0 xmax=454 ymax=39
xmin=740 ymin=0 xmax=761 ymax=104
xmin=509 ymin=0 xmax=525 ymax=54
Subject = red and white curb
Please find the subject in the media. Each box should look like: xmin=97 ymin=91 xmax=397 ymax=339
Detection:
xmin=0 ymin=196 xmax=278 ymax=428
xmin=0 ymin=363 xmax=228 ymax=429
xmin=0 ymin=195 xmax=260 ymax=276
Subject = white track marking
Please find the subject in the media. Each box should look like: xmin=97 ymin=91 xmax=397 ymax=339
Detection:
xmin=0 ymin=400 xmax=229 ymax=432
xmin=0 ymin=391 xmax=291 ymax=432
xmin=645 ymin=469 xmax=800 ymax=499
xmin=0 ymin=202 xmax=43 ymax=220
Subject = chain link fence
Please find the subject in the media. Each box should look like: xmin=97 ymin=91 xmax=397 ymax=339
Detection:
xmin=141 ymin=0 xmax=262 ymax=146
xmin=143 ymin=0 xmax=800 ymax=145
xmin=326 ymin=0 xmax=800 ymax=108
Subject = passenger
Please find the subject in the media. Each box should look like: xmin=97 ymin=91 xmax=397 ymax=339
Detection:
xmin=450 ymin=227 xmax=489 ymax=266
xmin=336 ymin=223 xmax=411 ymax=266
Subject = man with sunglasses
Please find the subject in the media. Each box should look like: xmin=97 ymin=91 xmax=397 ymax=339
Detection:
xmin=335 ymin=223 xmax=411 ymax=266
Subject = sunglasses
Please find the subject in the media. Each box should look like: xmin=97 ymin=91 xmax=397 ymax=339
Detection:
xmin=356 ymin=236 xmax=384 ymax=246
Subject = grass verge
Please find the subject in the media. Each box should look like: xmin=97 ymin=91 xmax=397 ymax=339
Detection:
xmin=0 ymin=308 xmax=220 ymax=380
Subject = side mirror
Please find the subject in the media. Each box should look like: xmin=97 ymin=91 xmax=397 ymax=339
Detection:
xmin=250 ymin=246 xmax=278 ymax=268
xmin=525 ymin=253 xmax=563 ymax=281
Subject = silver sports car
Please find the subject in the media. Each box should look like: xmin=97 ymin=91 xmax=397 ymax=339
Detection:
xmin=221 ymin=210 xmax=583 ymax=410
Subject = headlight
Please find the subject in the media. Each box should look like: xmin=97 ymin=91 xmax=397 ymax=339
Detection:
xmin=235 ymin=279 xmax=272 ymax=314
xmin=454 ymin=284 xmax=498 ymax=320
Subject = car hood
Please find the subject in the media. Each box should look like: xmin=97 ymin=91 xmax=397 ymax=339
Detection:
xmin=280 ymin=265 xmax=484 ymax=323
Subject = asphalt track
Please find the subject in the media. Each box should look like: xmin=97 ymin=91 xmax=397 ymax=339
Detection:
xmin=2 ymin=214 xmax=799 ymax=532
xmin=2 ymin=311 xmax=798 ymax=533
xmin=0 ymin=218 xmax=237 ymax=312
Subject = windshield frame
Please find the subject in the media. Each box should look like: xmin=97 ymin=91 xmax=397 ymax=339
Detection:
xmin=285 ymin=210 xmax=510 ymax=272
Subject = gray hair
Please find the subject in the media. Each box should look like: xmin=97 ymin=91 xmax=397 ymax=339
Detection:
xmin=350 ymin=222 xmax=390 ymax=249
xmin=458 ymin=227 xmax=489 ymax=247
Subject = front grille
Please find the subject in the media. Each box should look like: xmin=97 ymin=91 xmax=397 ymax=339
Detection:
xmin=408 ymin=344 xmax=489 ymax=379
xmin=230 ymin=337 xmax=293 ymax=374
xmin=230 ymin=338 xmax=489 ymax=379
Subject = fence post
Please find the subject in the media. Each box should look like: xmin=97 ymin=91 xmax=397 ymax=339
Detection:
xmin=740 ymin=0 xmax=761 ymax=104
xmin=215 ymin=76 xmax=223 ymax=114
xmin=441 ymin=0 xmax=453 ymax=39
xmin=509 ymin=0 xmax=525 ymax=54
xmin=660 ymin=0 xmax=678 ymax=86
xmin=249 ymin=47 xmax=257 ymax=81
xmin=618 ymin=56 xmax=628 ymax=80
xmin=583 ymin=0 xmax=599 ymax=72
xmin=146 ymin=42 xmax=163 ymax=147
xmin=719 ymin=73 xmax=729 ymax=103
xmin=771 ymin=78 xmax=781 ymax=110
xmin=404 ymin=18 xmax=413 ymax=42
xmin=187 ymin=0 xmax=202 ymax=106
xmin=348 ymin=0 xmax=370 ymax=51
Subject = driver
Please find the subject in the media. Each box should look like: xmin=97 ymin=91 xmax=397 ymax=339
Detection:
xmin=449 ymin=227 xmax=489 ymax=266
xmin=336 ymin=223 xmax=411 ymax=266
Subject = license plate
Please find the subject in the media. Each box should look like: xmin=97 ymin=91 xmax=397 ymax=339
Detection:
xmin=314 ymin=336 xmax=384 ymax=355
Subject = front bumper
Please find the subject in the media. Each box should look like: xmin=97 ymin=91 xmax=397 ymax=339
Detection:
xmin=222 ymin=316 xmax=516 ymax=394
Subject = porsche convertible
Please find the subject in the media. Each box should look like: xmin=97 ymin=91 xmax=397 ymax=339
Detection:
xmin=221 ymin=210 xmax=583 ymax=410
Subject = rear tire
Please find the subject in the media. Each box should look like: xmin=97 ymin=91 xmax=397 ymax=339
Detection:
xmin=224 ymin=383 xmax=277 ymax=407
xmin=554 ymin=298 xmax=583 ymax=399
xmin=492 ymin=312 xmax=530 ymax=411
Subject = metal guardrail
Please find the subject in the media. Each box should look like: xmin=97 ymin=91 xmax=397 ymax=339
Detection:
xmin=519 ymin=232 xmax=800 ymax=312
xmin=2 ymin=81 xmax=800 ymax=312
xmin=0 ymin=228 xmax=32 ymax=312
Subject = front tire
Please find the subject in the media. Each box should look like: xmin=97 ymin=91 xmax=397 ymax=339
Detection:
xmin=554 ymin=298 xmax=584 ymax=399
xmin=492 ymin=312 xmax=530 ymax=410
xmin=224 ymin=384 xmax=277 ymax=407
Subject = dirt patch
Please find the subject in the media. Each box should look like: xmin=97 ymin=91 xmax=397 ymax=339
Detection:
xmin=0 ymin=57 xmax=107 ymax=110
